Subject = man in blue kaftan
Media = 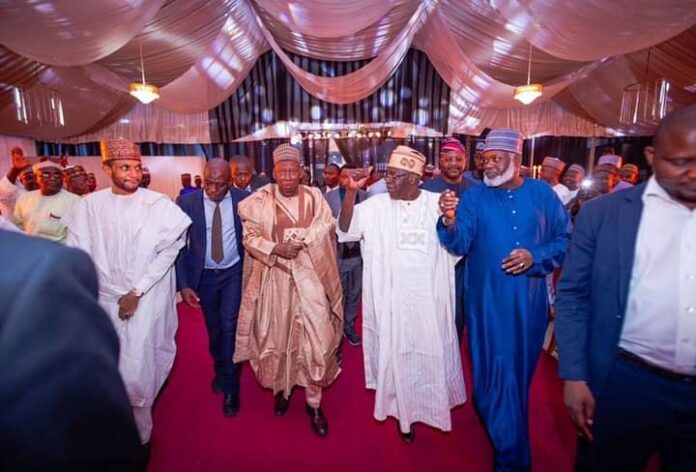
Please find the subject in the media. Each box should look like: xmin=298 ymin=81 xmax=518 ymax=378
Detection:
xmin=437 ymin=128 xmax=571 ymax=471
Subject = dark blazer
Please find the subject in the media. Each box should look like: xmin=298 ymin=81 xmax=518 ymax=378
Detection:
xmin=555 ymin=183 xmax=647 ymax=396
xmin=0 ymin=231 xmax=141 ymax=469
xmin=176 ymin=188 xmax=248 ymax=291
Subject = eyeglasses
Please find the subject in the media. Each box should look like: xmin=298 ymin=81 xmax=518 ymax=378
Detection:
xmin=39 ymin=171 xmax=63 ymax=178
xmin=384 ymin=172 xmax=409 ymax=182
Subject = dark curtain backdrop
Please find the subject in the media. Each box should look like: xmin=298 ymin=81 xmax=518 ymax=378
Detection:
xmin=209 ymin=48 xmax=450 ymax=142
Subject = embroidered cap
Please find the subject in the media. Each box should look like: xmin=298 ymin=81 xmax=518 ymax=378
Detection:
xmin=440 ymin=137 xmax=465 ymax=153
xmin=273 ymin=143 xmax=302 ymax=165
xmin=598 ymin=154 xmax=622 ymax=168
xmin=542 ymin=156 xmax=566 ymax=172
xmin=100 ymin=138 xmax=141 ymax=163
xmin=387 ymin=145 xmax=426 ymax=176
xmin=483 ymin=128 xmax=523 ymax=155
xmin=32 ymin=160 xmax=63 ymax=173
xmin=567 ymin=163 xmax=586 ymax=178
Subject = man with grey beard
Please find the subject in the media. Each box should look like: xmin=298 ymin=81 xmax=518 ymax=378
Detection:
xmin=437 ymin=128 xmax=571 ymax=471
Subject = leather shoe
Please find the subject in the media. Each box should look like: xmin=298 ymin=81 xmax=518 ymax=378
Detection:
xmin=345 ymin=330 xmax=362 ymax=346
xmin=274 ymin=392 xmax=290 ymax=416
xmin=223 ymin=394 xmax=239 ymax=417
xmin=211 ymin=376 xmax=223 ymax=394
xmin=398 ymin=423 xmax=415 ymax=443
xmin=305 ymin=405 xmax=328 ymax=437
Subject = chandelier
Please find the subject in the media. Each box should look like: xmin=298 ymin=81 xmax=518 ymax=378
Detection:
xmin=514 ymin=44 xmax=543 ymax=105
xmin=130 ymin=45 xmax=160 ymax=104
xmin=619 ymin=49 xmax=670 ymax=125
xmin=13 ymin=84 xmax=65 ymax=127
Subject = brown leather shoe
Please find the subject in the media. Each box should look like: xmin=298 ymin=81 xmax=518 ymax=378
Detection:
xmin=305 ymin=405 xmax=328 ymax=437
xmin=274 ymin=392 xmax=290 ymax=416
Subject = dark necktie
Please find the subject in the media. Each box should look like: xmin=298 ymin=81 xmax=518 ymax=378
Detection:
xmin=212 ymin=203 xmax=224 ymax=263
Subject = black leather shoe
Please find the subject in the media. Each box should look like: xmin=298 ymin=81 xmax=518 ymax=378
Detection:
xmin=223 ymin=394 xmax=239 ymax=417
xmin=305 ymin=405 xmax=328 ymax=437
xmin=212 ymin=376 xmax=223 ymax=394
xmin=274 ymin=392 xmax=290 ymax=416
xmin=345 ymin=330 xmax=362 ymax=346
xmin=398 ymin=423 xmax=415 ymax=443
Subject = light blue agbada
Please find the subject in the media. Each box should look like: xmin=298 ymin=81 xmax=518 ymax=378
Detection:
xmin=437 ymin=178 xmax=570 ymax=471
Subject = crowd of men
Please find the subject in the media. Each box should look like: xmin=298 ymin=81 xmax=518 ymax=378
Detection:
xmin=1 ymin=104 xmax=694 ymax=471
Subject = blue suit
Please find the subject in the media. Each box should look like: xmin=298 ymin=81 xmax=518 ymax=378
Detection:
xmin=556 ymin=182 xmax=696 ymax=471
xmin=556 ymin=183 xmax=646 ymax=393
xmin=176 ymin=188 xmax=249 ymax=395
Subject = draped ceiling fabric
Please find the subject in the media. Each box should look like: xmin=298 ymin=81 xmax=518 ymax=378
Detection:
xmin=210 ymin=49 xmax=450 ymax=141
xmin=0 ymin=0 xmax=695 ymax=143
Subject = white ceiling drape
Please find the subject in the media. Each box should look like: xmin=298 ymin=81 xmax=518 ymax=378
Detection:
xmin=0 ymin=0 xmax=694 ymax=141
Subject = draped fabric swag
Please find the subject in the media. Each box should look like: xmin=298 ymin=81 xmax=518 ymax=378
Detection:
xmin=0 ymin=0 xmax=694 ymax=142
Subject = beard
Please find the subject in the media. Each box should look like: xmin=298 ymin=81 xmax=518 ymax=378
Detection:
xmin=484 ymin=160 xmax=517 ymax=187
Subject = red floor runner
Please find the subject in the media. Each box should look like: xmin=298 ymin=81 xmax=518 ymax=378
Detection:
xmin=148 ymin=304 xmax=576 ymax=471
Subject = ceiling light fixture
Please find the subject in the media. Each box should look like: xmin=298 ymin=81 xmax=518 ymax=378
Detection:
xmin=129 ymin=45 xmax=159 ymax=104
xmin=619 ymin=48 xmax=670 ymax=125
xmin=514 ymin=44 xmax=543 ymax=105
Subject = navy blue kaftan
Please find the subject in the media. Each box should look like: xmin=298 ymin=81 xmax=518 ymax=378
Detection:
xmin=437 ymin=178 xmax=570 ymax=471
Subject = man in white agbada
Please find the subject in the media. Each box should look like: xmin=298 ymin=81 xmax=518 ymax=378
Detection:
xmin=63 ymin=138 xmax=191 ymax=444
xmin=337 ymin=145 xmax=467 ymax=443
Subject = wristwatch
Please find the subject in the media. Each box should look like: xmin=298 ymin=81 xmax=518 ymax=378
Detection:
xmin=130 ymin=288 xmax=144 ymax=297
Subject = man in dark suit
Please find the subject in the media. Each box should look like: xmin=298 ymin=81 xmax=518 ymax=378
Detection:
xmin=0 ymin=230 xmax=142 ymax=470
xmin=324 ymin=164 xmax=366 ymax=346
xmin=230 ymin=155 xmax=269 ymax=192
xmin=176 ymin=158 xmax=249 ymax=417
xmin=556 ymin=104 xmax=696 ymax=471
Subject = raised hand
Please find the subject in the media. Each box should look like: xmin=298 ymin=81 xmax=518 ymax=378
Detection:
xmin=346 ymin=166 xmax=372 ymax=191
xmin=439 ymin=190 xmax=459 ymax=224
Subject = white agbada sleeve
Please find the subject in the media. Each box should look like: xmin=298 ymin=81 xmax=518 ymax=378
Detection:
xmin=133 ymin=235 xmax=186 ymax=294
xmin=63 ymin=199 xmax=92 ymax=254
xmin=0 ymin=176 xmax=24 ymax=223
xmin=132 ymin=201 xmax=190 ymax=294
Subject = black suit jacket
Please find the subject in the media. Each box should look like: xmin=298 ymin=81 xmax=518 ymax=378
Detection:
xmin=0 ymin=231 xmax=141 ymax=470
xmin=556 ymin=183 xmax=647 ymax=396
xmin=175 ymin=188 xmax=248 ymax=291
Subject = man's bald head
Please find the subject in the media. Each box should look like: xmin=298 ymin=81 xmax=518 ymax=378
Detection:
xmin=646 ymin=104 xmax=696 ymax=208
xmin=654 ymin=104 xmax=696 ymax=151
xmin=206 ymin=158 xmax=230 ymax=179
xmin=204 ymin=158 xmax=231 ymax=202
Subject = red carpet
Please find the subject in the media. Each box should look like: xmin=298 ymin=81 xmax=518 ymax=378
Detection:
xmin=148 ymin=304 xmax=576 ymax=471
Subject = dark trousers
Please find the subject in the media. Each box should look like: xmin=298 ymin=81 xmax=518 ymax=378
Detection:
xmin=338 ymin=256 xmax=362 ymax=334
xmin=197 ymin=263 xmax=243 ymax=395
xmin=577 ymin=355 xmax=696 ymax=471
xmin=454 ymin=259 xmax=466 ymax=343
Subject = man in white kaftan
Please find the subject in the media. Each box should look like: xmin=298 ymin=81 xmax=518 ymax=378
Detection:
xmin=337 ymin=145 xmax=466 ymax=442
xmin=63 ymin=138 xmax=191 ymax=444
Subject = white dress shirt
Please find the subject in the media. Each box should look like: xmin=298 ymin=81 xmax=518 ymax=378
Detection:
xmin=203 ymin=191 xmax=240 ymax=269
xmin=552 ymin=183 xmax=572 ymax=205
xmin=620 ymin=177 xmax=696 ymax=375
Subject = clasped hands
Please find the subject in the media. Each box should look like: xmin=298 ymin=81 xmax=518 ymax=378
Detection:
xmin=272 ymin=240 xmax=305 ymax=259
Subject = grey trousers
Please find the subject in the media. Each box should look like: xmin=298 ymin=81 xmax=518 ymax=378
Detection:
xmin=338 ymin=256 xmax=362 ymax=334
